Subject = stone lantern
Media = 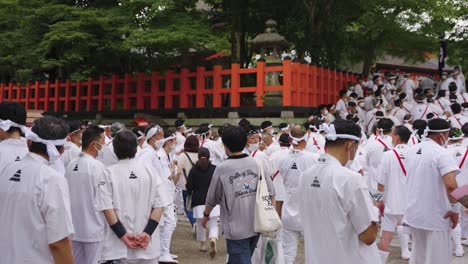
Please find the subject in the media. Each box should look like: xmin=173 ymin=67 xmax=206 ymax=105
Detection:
xmin=251 ymin=19 xmax=292 ymax=105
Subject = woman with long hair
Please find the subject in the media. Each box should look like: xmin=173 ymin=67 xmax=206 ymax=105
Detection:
xmin=186 ymin=147 xmax=219 ymax=257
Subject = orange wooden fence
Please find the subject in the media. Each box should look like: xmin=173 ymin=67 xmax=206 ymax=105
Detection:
xmin=0 ymin=59 xmax=359 ymax=112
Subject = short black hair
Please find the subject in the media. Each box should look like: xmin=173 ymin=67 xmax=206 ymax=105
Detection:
xmin=399 ymin=93 xmax=407 ymax=100
xmin=437 ymin=90 xmax=446 ymax=98
xmin=261 ymin=121 xmax=273 ymax=130
xmin=377 ymin=118 xmax=394 ymax=131
xmin=29 ymin=116 xmax=69 ymax=156
xmin=462 ymin=123 xmax=468 ymax=137
xmin=175 ymin=119 xmax=185 ymax=128
xmin=427 ymin=118 xmax=451 ymax=137
xmin=184 ymin=135 xmax=199 ymax=153
xmin=348 ymin=101 xmax=356 ymax=107
xmin=222 ymin=126 xmax=247 ymax=153
xmin=393 ymin=125 xmax=411 ymax=143
xmin=218 ymin=123 xmax=232 ymax=137
xmin=113 ymin=130 xmax=138 ymax=160
xmin=132 ymin=126 xmax=145 ymax=138
xmin=82 ymin=125 xmax=104 ymax=149
xmin=451 ymin=103 xmax=462 ymax=114
xmin=66 ymin=120 xmax=83 ymax=133
xmin=325 ymin=120 xmax=361 ymax=148
xmin=278 ymin=134 xmax=291 ymax=147
xmin=394 ymin=99 xmax=402 ymax=107
xmin=238 ymin=118 xmax=251 ymax=128
xmin=0 ymin=101 xmax=27 ymax=134
xmin=412 ymin=119 xmax=427 ymax=141
xmin=339 ymin=89 xmax=347 ymax=97
xmin=449 ymin=82 xmax=457 ymax=92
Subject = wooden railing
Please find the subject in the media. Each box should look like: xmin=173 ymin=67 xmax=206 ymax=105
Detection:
xmin=0 ymin=59 xmax=359 ymax=112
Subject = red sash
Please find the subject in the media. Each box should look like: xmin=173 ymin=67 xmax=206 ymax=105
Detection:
xmin=252 ymin=149 xmax=258 ymax=157
xmin=411 ymin=137 xmax=416 ymax=145
xmin=377 ymin=138 xmax=390 ymax=150
xmin=392 ymin=149 xmax=407 ymax=176
xmin=399 ymin=79 xmax=408 ymax=90
xmin=454 ymin=116 xmax=463 ymax=127
xmin=272 ymin=170 xmax=280 ymax=181
xmin=459 ymin=149 xmax=468 ymax=168
xmin=402 ymin=106 xmax=410 ymax=114
xmin=312 ymin=137 xmax=321 ymax=150
xmin=436 ymin=99 xmax=444 ymax=110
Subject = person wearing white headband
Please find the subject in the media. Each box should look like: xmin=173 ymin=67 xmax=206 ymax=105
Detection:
xmin=131 ymin=126 xmax=146 ymax=152
xmin=194 ymin=125 xmax=224 ymax=166
xmin=299 ymin=120 xmax=381 ymax=264
xmin=0 ymin=101 xmax=29 ymax=172
xmin=365 ymin=118 xmax=394 ymax=195
xmin=0 ymin=116 xmax=74 ymax=264
xmin=175 ymin=119 xmax=187 ymax=154
xmin=61 ymin=120 xmax=85 ymax=168
xmin=155 ymin=130 xmax=181 ymax=263
xmin=96 ymin=130 xmax=169 ymax=264
xmin=405 ymin=118 xmax=460 ymax=264
xmin=64 ymin=125 xmax=107 ymax=264
xmin=376 ymin=125 xmax=412 ymax=262
xmin=279 ymin=125 xmax=319 ymax=264
xmin=450 ymin=103 xmax=468 ymax=129
xmin=446 ymin=127 xmax=466 ymax=257
xmin=305 ymin=120 xmax=325 ymax=154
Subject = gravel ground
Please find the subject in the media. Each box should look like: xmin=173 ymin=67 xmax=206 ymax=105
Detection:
xmin=170 ymin=219 xmax=468 ymax=264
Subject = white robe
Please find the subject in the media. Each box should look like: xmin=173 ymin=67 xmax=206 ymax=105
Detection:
xmin=0 ymin=152 xmax=74 ymax=264
xmin=299 ymin=154 xmax=381 ymax=264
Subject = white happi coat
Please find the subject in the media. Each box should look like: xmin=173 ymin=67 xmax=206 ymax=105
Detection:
xmin=0 ymin=138 xmax=28 ymax=173
xmin=96 ymin=158 xmax=171 ymax=261
xmin=0 ymin=153 xmax=74 ymax=264
xmin=299 ymin=154 xmax=381 ymax=264
xmin=65 ymin=152 xmax=106 ymax=242
xmin=377 ymin=144 xmax=409 ymax=215
xmin=279 ymin=149 xmax=318 ymax=231
xmin=405 ymin=139 xmax=459 ymax=231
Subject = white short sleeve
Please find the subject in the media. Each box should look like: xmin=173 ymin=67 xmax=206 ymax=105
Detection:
xmin=345 ymin=175 xmax=379 ymax=235
xmin=146 ymin=164 xmax=171 ymax=208
xmin=437 ymin=149 xmax=460 ymax=177
xmin=40 ymin=174 xmax=74 ymax=244
xmin=376 ymin=154 xmax=389 ymax=185
xmin=95 ymin=168 xmax=114 ymax=211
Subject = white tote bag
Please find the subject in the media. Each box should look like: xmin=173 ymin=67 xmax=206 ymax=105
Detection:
xmin=254 ymin=159 xmax=282 ymax=233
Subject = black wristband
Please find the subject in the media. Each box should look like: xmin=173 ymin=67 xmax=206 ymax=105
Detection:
xmin=143 ymin=219 xmax=159 ymax=236
xmin=110 ymin=220 xmax=126 ymax=238
xmin=203 ymin=211 xmax=210 ymax=217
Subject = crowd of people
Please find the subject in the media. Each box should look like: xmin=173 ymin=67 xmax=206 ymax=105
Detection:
xmin=0 ymin=66 xmax=467 ymax=264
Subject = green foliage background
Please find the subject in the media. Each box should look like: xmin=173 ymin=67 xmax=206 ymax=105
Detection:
xmin=0 ymin=0 xmax=465 ymax=82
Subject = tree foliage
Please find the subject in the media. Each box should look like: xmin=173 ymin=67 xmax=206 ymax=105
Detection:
xmin=0 ymin=0 xmax=466 ymax=82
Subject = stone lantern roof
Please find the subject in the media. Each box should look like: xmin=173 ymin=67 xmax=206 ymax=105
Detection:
xmin=250 ymin=19 xmax=291 ymax=49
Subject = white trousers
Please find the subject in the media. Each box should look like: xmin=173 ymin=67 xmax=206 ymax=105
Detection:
xmin=118 ymin=258 xmax=157 ymax=264
xmin=409 ymin=227 xmax=451 ymax=264
xmin=462 ymin=210 xmax=468 ymax=238
xmin=160 ymin=203 xmax=177 ymax=257
xmin=72 ymin=240 xmax=102 ymax=264
xmin=281 ymin=228 xmax=301 ymax=264
xmin=196 ymin=217 xmax=219 ymax=241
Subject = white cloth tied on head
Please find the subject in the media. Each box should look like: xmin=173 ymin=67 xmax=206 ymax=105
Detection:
xmin=289 ymin=133 xmax=307 ymax=145
xmin=280 ymin=125 xmax=290 ymax=132
xmin=422 ymin=127 xmax=450 ymax=138
xmin=321 ymin=123 xmax=361 ymax=142
xmin=0 ymin=119 xmax=28 ymax=134
xmin=146 ymin=125 xmax=162 ymax=140
xmin=25 ymin=128 xmax=67 ymax=162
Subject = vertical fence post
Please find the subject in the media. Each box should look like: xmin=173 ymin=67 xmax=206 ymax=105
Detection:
xmin=65 ymin=80 xmax=70 ymax=111
xmin=75 ymin=80 xmax=81 ymax=111
xmin=98 ymin=76 xmax=104 ymax=111
xmin=195 ymin=67 xmax=205 ymax=108
xmin=54 ymin=79 xmax=60 ymax=112
xmin=230 ymin=63 xmax=240 ymax=107
xmin=180 ymin=68 xmax=190 ymax=108
xmin=310 ymin=64 xmax=317 ymax=106
xmin=256 ymin=60 xmax=265 ymax=107
xmin=213 ymin=65 xmax=223 ymax=108
xmin=110 ymin=75 xmax=117 ymax=110
xmin=282 ymin=59 xmax=292 ymax=106
xmin=44 ymin=80 xmax=50 ymax=112
xmin=86 ymin=78 xmax=92 ymax=111
xmin=165 ymin=70 xmax=174 ymax=109
xmin=0 ymin=83 xmax=4 ymax=102
xmin=34 ymin=81 xmax=39 ymax=110
xmin=24 ymin=82 xmax=30 ymax=109
xmin=150 ymin=72 xmax=159 ymax=110
xmin=291 ymin=60 xmax=301 ymax=106
xmin=123 ymin=74 xmax=131 ymax=110
xmin=136 ymin=73 xmax=145 ymax=110
xmin=8 ymin=83 xmax=13 ymax=101
xmin=302 ymin=63 xmax=309 ymax=106
xmin=16 ymin=82 xmax=21 ymax=104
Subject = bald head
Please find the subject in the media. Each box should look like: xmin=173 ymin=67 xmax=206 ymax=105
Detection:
xmin=290 ymin=125 xmax=305 ymax=138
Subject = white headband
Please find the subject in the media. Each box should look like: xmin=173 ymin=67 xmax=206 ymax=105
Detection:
xmin=146 ymin=125 xmax=162 ymax=140
xmin=160 ymin=134 xmax=176 ymax=145
xmin=0 ymin=119 xmax=28 ymax=134
xmin=25 ymin=129 xmax=67 ymax=162
xmin=137 ymin=131 xmax=145 ymax=140
xmin=261 ymin=125 xmax=273 ymax=133
xmin=449 ymin=135 xmax=464 ymax=141
xmin=177 ymin=124 xmax=186 ymax=129
xmin=280 ymin=125 xmax=290 ymax=132
xmin=321 ymin=123 xmax=361 ymax=142
xmin=289 ymin=133 xmax=307 ymax=145
xmin=423 ymin=127 xmax=450 ymax=138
